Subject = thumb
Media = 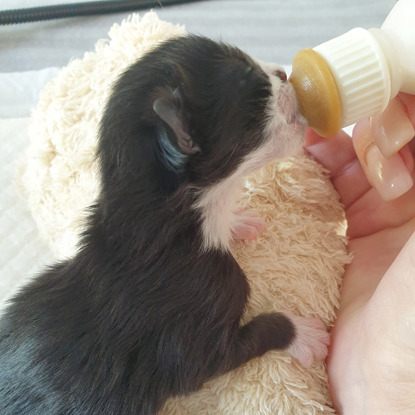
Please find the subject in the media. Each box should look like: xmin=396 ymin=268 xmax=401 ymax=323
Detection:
xmin=364 ymin=228 xmax=415 ymax=349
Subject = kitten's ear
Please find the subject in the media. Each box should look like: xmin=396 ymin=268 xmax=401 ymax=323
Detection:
xmin=153 ymin=88 xmax=201 ymax=155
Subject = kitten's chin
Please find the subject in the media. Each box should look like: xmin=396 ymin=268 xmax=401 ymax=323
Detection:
xmin=277 ymin=82 xmax=302 ymax=125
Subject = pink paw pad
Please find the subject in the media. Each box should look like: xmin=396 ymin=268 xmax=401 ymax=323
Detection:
xmin=231 ymin=209 xmax=266 ymax=241
xmin=286 ymin=315 xmax=330 ymax=368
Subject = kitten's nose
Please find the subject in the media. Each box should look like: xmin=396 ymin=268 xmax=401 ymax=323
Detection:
xmin=274 ymin=70 xmax=287 ymax=81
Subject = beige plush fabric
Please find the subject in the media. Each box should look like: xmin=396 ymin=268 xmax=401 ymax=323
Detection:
xmin=16 ymin=12 xmax=350 ymax=415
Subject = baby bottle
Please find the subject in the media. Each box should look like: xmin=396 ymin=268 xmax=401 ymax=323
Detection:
xmin=289 ymin=0 xmax=415 ymax=137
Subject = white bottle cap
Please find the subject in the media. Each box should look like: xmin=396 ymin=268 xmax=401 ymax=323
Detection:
xmin=314 ymin=27 xmax=391 ymax=127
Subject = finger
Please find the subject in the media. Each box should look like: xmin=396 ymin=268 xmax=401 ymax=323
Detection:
xmin=346 ymin=168 xmax=415 ymax=239
xmin=399 ymin=144 xmax=415 ymax=173
xmin=352 ymin=120 xmax=414 ymax=201
xmin=397 ymin=92 xmax=415 ymax=128
xmin=305 ymin=128 xmax=355 ymax=174
xmin=370 ymin=97 xmax=415 ymax=158
xmin=305 ymin=128 xmax=372 ymax=208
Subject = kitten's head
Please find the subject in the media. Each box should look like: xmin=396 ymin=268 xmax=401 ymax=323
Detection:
xmin=98 ymin=35 xmax=305 ymax=193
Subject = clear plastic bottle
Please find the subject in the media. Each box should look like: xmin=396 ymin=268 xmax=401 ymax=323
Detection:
xmin=289 ymin=0 xmax=415 ymax=137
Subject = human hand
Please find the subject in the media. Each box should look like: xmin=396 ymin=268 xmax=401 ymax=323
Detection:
xmin=305 ymin=93 xmax=415 ymax=415
xmin=352 ymin=92 xmax=415 ymax=202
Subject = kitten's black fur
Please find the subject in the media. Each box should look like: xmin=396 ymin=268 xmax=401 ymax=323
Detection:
xmin=0 ymin=36 xmax=296 ymax=415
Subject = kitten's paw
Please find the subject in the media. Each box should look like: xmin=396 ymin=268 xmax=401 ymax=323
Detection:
xmin=286 ymin=315 xmax=330 ymax=368
xmin=231 ymin=209 xmax=265 ymax=241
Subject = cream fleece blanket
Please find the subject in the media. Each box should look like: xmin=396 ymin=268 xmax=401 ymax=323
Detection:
xmin=16 ymin=12 xmax=349 ymax=415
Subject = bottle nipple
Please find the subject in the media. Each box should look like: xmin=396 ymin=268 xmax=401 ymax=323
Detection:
xmin=289 ymin=49 xmax=342 ymax=138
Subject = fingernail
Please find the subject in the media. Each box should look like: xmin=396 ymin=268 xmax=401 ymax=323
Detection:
xmin=366 ymin=145 xmax=413 ymax=201
xmin=370 ymin=99 xmax=415 ymax=158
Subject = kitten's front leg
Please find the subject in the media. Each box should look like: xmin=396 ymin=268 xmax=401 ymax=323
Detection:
xmin=231 ymin=209 xmax=266 ymax=241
